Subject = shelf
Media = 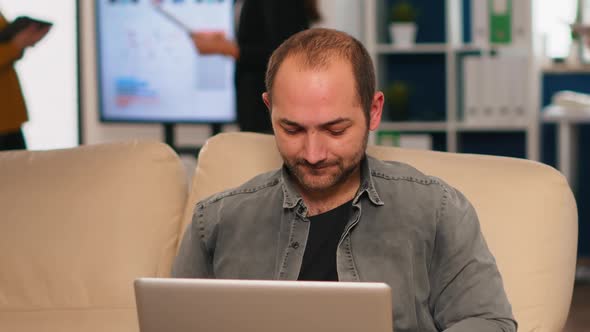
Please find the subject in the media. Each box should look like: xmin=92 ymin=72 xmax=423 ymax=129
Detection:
xmin=376 ymin=43 xmax=447 ymax=54
xmin=377 ymin=122 xmax=530 ymax=132
xmin=375 ymin=44 xmax=492 ymax=54
xmin=378 ymin=121 xmax=447 ymax=132
xmin=453 ymin=44 xmax=486 ymax=53
xmin=456 ymin=123 xmax=530 ymax=132
xmin=542 ymin=64 xmax=590 ymax=74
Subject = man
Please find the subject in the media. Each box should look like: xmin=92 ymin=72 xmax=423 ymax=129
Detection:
xmin=0 ymin=12 xmax=50 ymax=150
xmin=173 ymin=28 xmax=516 ymax=332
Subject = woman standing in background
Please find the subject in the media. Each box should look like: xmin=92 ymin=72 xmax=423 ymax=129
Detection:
xmin=191 ymin=0 xmax=321 ymax=133
xmin=0 ymin=11 xmax=50 ymax=150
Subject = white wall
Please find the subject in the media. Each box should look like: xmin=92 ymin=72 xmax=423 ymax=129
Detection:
xmin=536 ymin=0 xmax=577 ymax=58
xmin=1 ymin=1 xmax=78 ymax=150
xmin=317 ymin=0 xmax=364 ymax=42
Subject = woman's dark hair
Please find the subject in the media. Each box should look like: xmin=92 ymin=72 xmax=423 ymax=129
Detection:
xmin=304 ymin=0 xmax=322 ymax=23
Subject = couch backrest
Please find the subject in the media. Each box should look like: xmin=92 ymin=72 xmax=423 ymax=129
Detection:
xmin=0 ymin=141 xmax=187 ymax=332
xmin=184 ymin=132 xmax=578 ymax=332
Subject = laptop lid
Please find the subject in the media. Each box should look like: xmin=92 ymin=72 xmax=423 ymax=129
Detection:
xmin=134 ymin=277 xmax=393 ymax=332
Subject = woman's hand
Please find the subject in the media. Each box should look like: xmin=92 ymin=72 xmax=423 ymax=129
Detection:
xmin=190 ymin=31 xmax=239 ymax=59
xmin=12 ymin=24 xmax=51 ymax=50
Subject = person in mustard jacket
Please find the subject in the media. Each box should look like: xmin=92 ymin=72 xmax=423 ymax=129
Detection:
xmin=0 ymin=11 xmax=50 ymax=150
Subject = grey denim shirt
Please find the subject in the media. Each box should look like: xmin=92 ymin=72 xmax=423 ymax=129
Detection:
xmin=172 ymin=156 xmax=517 ymax=332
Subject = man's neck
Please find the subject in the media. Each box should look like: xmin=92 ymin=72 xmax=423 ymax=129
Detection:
xmin=299 ymin=170 xmax=361 ymax=217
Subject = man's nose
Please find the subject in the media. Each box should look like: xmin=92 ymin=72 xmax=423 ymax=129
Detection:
xmin=302 ymin=132 xmax=327 ymax=165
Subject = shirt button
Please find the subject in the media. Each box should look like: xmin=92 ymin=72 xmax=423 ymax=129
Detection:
xmin=291 ymin=242 xmax=300 ymax=249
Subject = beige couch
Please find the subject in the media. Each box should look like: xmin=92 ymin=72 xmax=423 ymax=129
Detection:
xmin=0 ymin=132 xmax=578 ymax=332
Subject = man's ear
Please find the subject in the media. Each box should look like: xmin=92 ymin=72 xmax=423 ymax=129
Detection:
xmin=262 ymin=92 xmax=271 ymax=111
xmin=369 ymin=91 xmax=384 ymax=131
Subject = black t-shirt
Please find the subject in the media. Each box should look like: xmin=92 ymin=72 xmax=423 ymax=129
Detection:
xmin=297 ymin=200 xmax=353 ymax=281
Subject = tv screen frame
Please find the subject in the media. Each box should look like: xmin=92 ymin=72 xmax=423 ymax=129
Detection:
xmin=93 ymin=0 xmax=236 ymax=125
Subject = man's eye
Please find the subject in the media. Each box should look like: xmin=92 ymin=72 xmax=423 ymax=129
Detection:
xmin=283 ymin=127 xmax=302 ymax=134
xmin=328 ymin=129 xmax=346 ymax=136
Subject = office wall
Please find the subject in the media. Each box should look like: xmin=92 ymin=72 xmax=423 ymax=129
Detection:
xmin=0 ymin=0 xmax=78 ymax=150
xmin=317 ymin=0 xmax=364 ymax=41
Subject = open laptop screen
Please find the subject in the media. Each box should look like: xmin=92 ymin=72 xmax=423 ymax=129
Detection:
xmin=134 ymin=277 xmax=393 ymax=332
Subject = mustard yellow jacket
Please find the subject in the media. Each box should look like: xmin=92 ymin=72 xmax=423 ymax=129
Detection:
xmin=0 ymin=13 xmax=27 ymax=133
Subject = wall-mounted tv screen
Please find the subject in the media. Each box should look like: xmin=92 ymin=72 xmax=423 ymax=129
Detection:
xmin=95 ymin=0 xmax=235 ymax=123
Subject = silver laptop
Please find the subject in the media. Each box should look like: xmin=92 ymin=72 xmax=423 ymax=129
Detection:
xmin=134 ymin=277 xmax=393 ymax=332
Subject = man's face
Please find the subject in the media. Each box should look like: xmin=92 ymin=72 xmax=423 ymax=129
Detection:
xmin=263 ymin=56 xmax=383 ymax=195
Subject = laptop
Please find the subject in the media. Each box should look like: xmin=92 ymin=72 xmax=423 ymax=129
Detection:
xmin=134 ymin=277 xmax=393 ymax=332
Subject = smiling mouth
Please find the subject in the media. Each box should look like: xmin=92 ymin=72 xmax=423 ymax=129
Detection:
xmin=300 ymin=164 xmax=336 ymax=175
xmin=299 ymin=162 xmax=332 ymax=169
xmin=311 ymin=164 xmax=331 ymax=169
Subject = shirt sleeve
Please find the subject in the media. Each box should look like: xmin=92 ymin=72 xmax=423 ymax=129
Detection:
xmin=171 ymin=202 xmax=215 ymax=278
xmin=0 ymin=13 xmax=23 ymax=69
xmin=428 ymin=183 xmax=517 ymax=332
xmin=0 ymin=41 xmax=22 ymax=69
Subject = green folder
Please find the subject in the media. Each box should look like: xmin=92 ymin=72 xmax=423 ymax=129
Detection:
xmin=489 ymin=0 xmax=512 ymax=44
xmin=376 ymin=131 xmax=400 ymax=147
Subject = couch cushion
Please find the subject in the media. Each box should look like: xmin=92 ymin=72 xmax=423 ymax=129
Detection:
xmin=0 ymin=309 xmax=137 ymax=332
xmin=0 ymin=141 xmax=187 ymax=331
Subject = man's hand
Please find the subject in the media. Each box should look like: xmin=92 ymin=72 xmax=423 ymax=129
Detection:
xmin=12 ymin=24 xmax=51 ymax=50
xmin=190 ymin=31 xmax=239 ymax=59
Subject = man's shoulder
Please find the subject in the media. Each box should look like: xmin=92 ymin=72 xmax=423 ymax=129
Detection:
xmin=368 ymin=156 xmax=472 ymax=213
xmin=368 ymin=155 xmax=446 ymax=188
xmin=198 ymin=168 xmax=283 ymax=208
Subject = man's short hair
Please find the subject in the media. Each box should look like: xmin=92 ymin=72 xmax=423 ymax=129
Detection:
xmin=265 ymin=28 xmax=376 ymax=124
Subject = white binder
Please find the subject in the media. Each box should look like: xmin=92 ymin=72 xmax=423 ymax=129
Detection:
xmin=471 ymin=0 xmax=489 ymax=46
xmin=463 ymin=56 xmax=480 ymax=124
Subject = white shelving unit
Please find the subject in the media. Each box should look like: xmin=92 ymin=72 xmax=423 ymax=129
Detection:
xmin=364 ymin=0 xmax=541 ymax=160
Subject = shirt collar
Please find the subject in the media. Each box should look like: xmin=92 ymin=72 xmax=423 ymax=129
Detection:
xmin=355 ymin=156 xmax=384 ymax=206
xmin=280 ymin=166 xmax=304 ymax=209
xmin=280 ymin=155 xmax=384 ymax=210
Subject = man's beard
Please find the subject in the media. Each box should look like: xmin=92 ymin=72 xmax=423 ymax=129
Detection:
xmin=284 ymin=132 xmax=368 ymax=193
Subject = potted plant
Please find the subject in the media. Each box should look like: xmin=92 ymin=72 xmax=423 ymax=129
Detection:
xmin=389 ymin=1 xmax=418 ymax=48
xmin=383 ymin=80 xmax=412 ymax=121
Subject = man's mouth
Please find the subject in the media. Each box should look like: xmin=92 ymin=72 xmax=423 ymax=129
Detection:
xmin=300 ymin=163 xmax=334 ymax=171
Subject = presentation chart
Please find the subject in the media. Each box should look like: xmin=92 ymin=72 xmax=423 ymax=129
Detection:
xmin=96 ymin=0 xmax=235 ymax=123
